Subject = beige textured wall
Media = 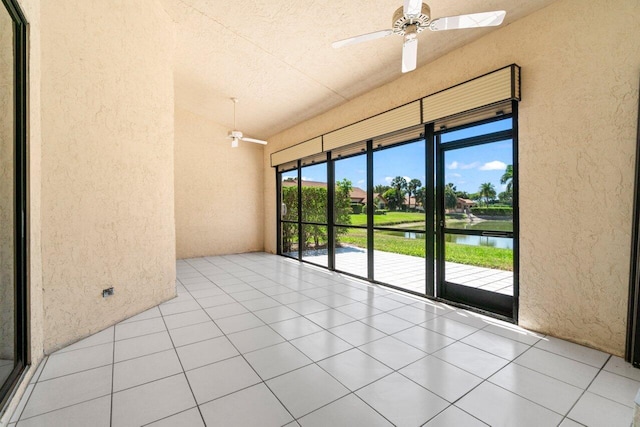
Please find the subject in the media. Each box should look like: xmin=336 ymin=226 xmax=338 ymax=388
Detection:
xmin=1 ymin=0 xmax=45 ymax=423
xmin=175 ymin=107 xmax=264 ymax=259
xmin=0 ymin=6 xmax=15 ymax=361
xmin=39 ymin=0 xmax=177 ymax=353
xmin=264 ymin=0 xmax=640 ymax=355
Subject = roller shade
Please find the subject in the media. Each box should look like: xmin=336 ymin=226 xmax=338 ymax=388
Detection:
xmin=331 ymin=141 xmax=367 ymax=160
xmin=435 ymin=100 xmax=512 ymax=131
xmin=300 ymin=152 xmax=327 ymax=167
xmin=372 ymin=125 xmax=424 ymax=150
xmin=271 ymin=137 xmax=322 ymax=167
xmin=276 ymin=161 xmax=297 ymax=172
xmin=272 ymin=64 xmax=520 ymax=168
xmin=422 ymin=65 xmax=520 ymax=124
xmin=323 ymin=101 xmax=421 ymax=151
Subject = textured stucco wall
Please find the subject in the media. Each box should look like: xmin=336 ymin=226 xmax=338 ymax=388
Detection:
xmin=0 ymin=6 xmax=15 ymax=361
xmin=39 ymin=0 xmax=177 ymax=353
xmin=264 ymin=0 xmax=640 ymax=355
xmin=1 ymin=0 xmax=45 ymax=423
xmin=174 ymin=107 xmax=264 ymax=259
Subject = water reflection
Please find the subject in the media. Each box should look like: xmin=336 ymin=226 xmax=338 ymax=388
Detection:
xmin=395 ymin=231 xmax=513 ymax=250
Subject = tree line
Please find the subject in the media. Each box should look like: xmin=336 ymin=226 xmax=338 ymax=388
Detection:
xmin=373 ymin=165 xmax=513 ymax=211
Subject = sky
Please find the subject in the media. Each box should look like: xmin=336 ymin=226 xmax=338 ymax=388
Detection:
xmin=282 ymin=118 xmax=513 ymax=195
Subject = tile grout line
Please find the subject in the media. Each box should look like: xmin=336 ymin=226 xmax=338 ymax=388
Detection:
xmin=508 ymin=345 xmax=613 ymax=390
xmin=558 ymin=354 xmax=613 ymax=425
xmin=139 ymin=405 xmax=200 ymax=427
xmin=16 ymin=394 xmax=112 ymax=424
xmin=12 ymin=357 xmax=48 ymax=423
xmin=155 ymin=276 xmax=209 ymax=427
xmin=109 ymin=324 xmax=115 ymax=427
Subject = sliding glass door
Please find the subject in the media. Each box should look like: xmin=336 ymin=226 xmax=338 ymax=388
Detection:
xmin=372 ymin=140 xmax=427 ymax=294
xmin=436 ymin=118 xmax=517 ymax=318
xmin=276 ymin=113 xmax=518 ymax=320
xmin=333 ymin=152 xmax=368 ymax=278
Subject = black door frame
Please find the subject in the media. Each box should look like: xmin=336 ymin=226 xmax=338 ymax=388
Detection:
xmin=1 ymin=0 xmax=29 ymax=411
xmin=434 ymin=109 xmax=519 ymax=321
xmin=626 ymin=76 xmax=640 ymax=366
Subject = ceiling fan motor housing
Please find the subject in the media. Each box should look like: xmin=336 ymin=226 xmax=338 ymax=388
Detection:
xmin=392 ymin=3 xmax=431 ymax=35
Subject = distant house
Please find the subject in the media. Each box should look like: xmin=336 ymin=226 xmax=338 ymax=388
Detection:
xmin=282 ymin=179 xmax=325 ymax=189
xmin=282 ymin=179 xmax=370 ymax=206
xmin=404 ymin=195 xmax=417 ymax=209
xmin=456 ymin=197 xmax=477 ymax=213
xmin=349 ymin=186 xmax=367 ymax=204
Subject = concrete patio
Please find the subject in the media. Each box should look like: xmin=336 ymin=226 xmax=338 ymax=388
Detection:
xmin=286 ymin=247 xmax=513 ymax=296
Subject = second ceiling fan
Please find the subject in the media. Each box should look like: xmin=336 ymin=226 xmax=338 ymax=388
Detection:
xmin=332 ymin=0 xmax=506 ymax=73
xmin=227 ymin=98 xmax=268 ymax=148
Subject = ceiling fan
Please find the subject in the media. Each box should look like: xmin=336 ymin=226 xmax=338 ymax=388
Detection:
xmin=227 ymin=98 xmax=268 ymax=148
xmin=332 ymin=0 xmax=506 ymax=73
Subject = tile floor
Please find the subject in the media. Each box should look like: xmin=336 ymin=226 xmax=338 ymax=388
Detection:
xmin=8 ymin=253 xmax=638 ymax=426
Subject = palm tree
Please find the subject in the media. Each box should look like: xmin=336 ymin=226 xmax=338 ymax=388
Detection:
xmin=500 ymin=164 xmax=513 ymax=194
xmin=390 ymin=176 xmax=408 ymax=210
xmin=414 ymin=187 xmax=425 ymax=209
xmin=373 ymin=184 xmax=390 ymax=195
xmin=407 ymin=178 xmax=422 ymax=210
xmin=478 ymin=182 xmax=496 ymax=206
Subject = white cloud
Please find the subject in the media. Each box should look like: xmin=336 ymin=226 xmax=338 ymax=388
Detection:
xmin=448 ymin=161 xmax=479 ymax=170
xmin=460 ymin=162 xmax=479 ymax=170
xmin=479 ymin=160 xmax=507 ymax=171
xmin=357 ymin=179 xmax=365 ymax=185
xmin=450 ymin=173 xmax=462 ymax=178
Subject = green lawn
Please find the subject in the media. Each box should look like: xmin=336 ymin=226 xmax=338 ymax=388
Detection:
xmin=348 ymin=211 xmax=426 ymax=227
xmin=338 ymin=228 xmax=513 ymax=271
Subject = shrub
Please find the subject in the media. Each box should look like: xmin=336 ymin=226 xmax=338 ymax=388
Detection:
xmin=351 ymin=203 xmax=363 ymax=214
xmin=374 ymin=209 xmax=388 ymax=215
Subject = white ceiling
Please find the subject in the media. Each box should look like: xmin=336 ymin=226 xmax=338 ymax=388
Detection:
xmin=159 ymin=0 xmax=557 ymax=140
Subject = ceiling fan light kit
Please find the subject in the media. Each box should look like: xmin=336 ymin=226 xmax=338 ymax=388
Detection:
xmin=226 ymin=98 xmax=268 ymax=148
xmin=332 ymin=0 xmax=506 ymax=73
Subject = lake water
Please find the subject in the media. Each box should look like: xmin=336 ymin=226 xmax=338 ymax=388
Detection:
xmin=386 ymin=220 xmax=514 ymax=250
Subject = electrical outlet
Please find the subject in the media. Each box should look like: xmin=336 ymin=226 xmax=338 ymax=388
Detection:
xmin=102 ymin=287 xmax=114 ymax=298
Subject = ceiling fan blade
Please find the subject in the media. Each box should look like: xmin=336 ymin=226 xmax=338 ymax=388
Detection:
xmin=332 ymin=29 xmax=393 ymax=49
xmin=240 ymin=137 xmax=268 ymax=145
xmin=429 ymin=11 xmax=506 ymax=31
xmin=403 ymin=0 xmax=422 ymax=18
xmin=401 ymin=38 xmax=418 ymax=73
